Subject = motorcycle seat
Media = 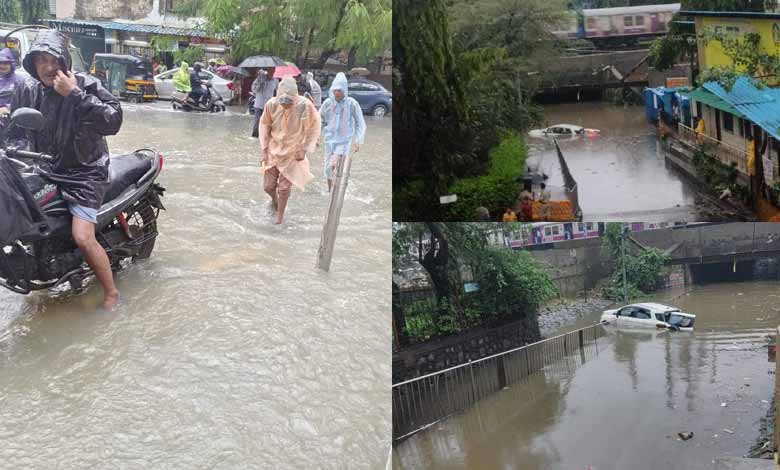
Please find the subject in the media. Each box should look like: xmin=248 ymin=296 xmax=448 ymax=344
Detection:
xmin=103 ymin=152 xmax=152 ymax=202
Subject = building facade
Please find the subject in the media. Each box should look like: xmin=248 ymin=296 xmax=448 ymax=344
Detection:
xmin=50 ymin=0 xmax=228 ymax=66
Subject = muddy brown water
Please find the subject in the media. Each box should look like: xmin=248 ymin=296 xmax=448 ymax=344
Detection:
xmin=0 ymin=102 xmax=391 ymax=469
xmin=528 ymin=102 xmax=703 ymax=222
xmin=393 ymin=281 xmax=780 ymax=470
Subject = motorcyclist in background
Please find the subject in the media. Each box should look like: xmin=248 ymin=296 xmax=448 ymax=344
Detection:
xmin=189 ymin=62 xmax=209 ymax=106
xmin=0 ymin=48 xmax=25 ymax=138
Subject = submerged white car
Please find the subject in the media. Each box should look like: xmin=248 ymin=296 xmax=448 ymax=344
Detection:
xmin=600 ymin=303 xmax=695 ymax=331
xmin=528 ymin=124 xmax=600 ymax=138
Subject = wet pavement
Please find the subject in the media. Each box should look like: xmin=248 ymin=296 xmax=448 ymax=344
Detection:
xmin=527 ymin=102 xmax=704 ymax=222
xmin=0 ymin=101 xmax=391 ymax=469
xmin=393 ymin=281 xmax=780 ymax=470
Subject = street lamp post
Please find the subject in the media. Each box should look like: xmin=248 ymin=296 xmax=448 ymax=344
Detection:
xmin=622 ymin=226 xmax=629 ymax=303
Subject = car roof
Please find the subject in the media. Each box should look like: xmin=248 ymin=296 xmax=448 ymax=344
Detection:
xmin=348 ymin=78 xmax=385 ymax=88
xmin=628 ymin=303 xmax=679 ymax=312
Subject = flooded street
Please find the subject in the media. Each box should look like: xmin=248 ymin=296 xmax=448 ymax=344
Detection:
xmin=528 ymin=102 xmax=702 ymax=222
xmin=393 ymin=281 xmax=780 ymax=470
xmin=0 ymin=102 xmax=391 ymax=469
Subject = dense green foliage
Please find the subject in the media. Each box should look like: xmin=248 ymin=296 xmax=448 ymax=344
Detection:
xmin=696 ymin=30 xmax=780 ymax=88
xmin=394 ymin=0 xmax=564 ymax=220
xmin=445 ymin=132 xmax=527 ymax=220
xmin=692 ymin=144 xmax=750 ymax=202
xmin=175 ymin=0 xmax=390 ymax=65
xmin=649 ymin=0 xmax=767 ymax=73
xmin=0 ymin=0 xmax=48 ymax=24
xmin=394 ymin=223 xmax=557 ymax=342
xmin=173 ymin=46 xmax=205 ymax=66
xmin=602 ymin=223 xmax=671 ymax=301
xmin=471 ymin=247 xmax=558 ymax=317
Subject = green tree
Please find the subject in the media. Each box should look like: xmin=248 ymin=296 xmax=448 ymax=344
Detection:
xmin=602 ymin=223 xmax=670 ymax=301
xmin=649 ymin=0 xmax=767 ymax=73
xmin=175 ymin=0 xmax=390 ymax=66
xmin=0 ymin=0 xmax=21 ymax=23
xmin=394 ymin=0 xmax=473 ymax=218
xmin=471 ymin=247 xmax=557 ymax=318
xmin=18 ymin=0 xmax=49 ymax=24
xmin=173 ymin=46 xmax=205 ymax=66
xmin=393 ymin=222 xmax=557 ymax=339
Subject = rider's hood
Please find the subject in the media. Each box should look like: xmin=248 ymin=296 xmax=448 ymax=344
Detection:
xmin=22 ymin=30 xmax=72 ymax=81
xmin=329 ymin=72 xmax=348 ymax=100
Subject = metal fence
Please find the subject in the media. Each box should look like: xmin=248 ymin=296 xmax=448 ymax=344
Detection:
xmin=392 ymin=322 xmax=607 ymax=441
xmin=677 ymin=123 xmax=749 ymax=175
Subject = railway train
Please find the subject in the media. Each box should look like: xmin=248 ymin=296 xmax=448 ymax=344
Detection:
xmin=553 ymin=3 xmax=681 ymax=46
xmin=507 ymin=221 xmax=703 ymax=249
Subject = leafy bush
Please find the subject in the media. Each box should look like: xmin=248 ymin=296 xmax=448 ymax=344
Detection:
xmin=471 ymin=247 xmax=558 ymax=318
xmin=602 ymin=223 xmax=671 ymax=302
xmin=445 ymin=132 xmax=527 ymax=220
xmin=403 ymin=299 xmax=459 ymax=340
xmin=692 ymin=144 xmax=748 ymax=203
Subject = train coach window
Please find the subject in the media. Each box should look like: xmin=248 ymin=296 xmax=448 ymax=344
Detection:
xmin=624 ymin=16 xmax=633 ymax=27
xmin=635 ymin=16 xmax=645 ymax=26
xmin=586 ymin=17 xmax=597 ymax=29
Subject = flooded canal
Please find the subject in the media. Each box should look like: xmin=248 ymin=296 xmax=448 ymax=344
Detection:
xmin=393 ymin=281 xmax=779 ymax=470
xmin=528 ymin=102 xmax=704 ymax=222
xmin=0 ymin=102 xmax=391 ymax=469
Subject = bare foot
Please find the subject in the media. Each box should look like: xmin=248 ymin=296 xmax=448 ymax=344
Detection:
xmin=274 ymin=216 xmax=283 ymax=225
xmin=102 ymin=290 xmax=120 ymax=310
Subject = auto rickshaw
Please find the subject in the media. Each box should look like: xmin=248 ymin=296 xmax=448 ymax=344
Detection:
xmin=91 ymin=53 xmax=158 ymax=102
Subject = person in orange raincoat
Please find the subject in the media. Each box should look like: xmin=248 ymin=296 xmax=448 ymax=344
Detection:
xmin=259 ymin=76 xmax=321 ymax=224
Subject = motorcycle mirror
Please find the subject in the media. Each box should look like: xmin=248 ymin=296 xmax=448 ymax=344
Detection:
xmin=10 ymin=108 xmax=44 ymax=131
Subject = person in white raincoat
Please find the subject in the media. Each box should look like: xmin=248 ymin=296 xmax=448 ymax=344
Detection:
xmin=319 ymin=73 xmax=366 ymax=192
xmin=259 ymin=76 xmax=321 ymax=224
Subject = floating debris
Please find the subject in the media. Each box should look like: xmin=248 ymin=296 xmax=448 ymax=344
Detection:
xmin=678 ymin=432 xmax=694 ymax=441
xmin=723 ymin=429 xmax=734 ymax=434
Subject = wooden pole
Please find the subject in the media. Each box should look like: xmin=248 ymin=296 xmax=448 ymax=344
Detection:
xmin=316 ymin=152 xmax=353 ymax=271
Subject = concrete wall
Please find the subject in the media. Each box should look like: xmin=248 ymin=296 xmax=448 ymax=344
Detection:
xmin=631 ymin=222 xmax=780 ymax=261
xmin=393 ymin=315 xmax=540 ymax=383
xmin=72 ymin=0 xmax=154 ymax=20
xmin=526 ymin=238 xmax=614 ymax=298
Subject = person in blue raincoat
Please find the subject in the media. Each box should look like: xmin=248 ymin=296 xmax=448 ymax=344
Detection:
xmin=318 ymin=72 xmax=366 ymax=192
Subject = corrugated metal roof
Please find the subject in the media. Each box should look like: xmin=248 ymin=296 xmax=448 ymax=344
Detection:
xmin=703 ymin=77 xmax=780 ymax=141
xmin=682 ymin=88 xmax=745 ymax=118
xmin=47 ymin=18 xmax=215 ymax=38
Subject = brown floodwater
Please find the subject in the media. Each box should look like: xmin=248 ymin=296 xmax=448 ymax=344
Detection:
xmin=527 ymin=102 xmax=701 ymax=222
xmin=393 ymin=281 xmax=780 ymax=470
xmin=0 ymin=101 xmax=391 ymax=469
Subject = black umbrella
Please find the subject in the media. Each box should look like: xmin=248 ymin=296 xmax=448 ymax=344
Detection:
xmin=238 ymin=55 xmax=286 ymax=68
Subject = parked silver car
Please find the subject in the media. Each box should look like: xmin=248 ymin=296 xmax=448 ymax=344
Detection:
xmin=154 ymin=67 xmax=235 ymax=103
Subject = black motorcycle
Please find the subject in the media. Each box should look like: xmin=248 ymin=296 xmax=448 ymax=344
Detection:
xmin=0 ymin=108 xmax=166 ymax=294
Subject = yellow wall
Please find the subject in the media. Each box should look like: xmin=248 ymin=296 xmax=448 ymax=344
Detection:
xmin=696 ymin=16 xmax=780 ymax=72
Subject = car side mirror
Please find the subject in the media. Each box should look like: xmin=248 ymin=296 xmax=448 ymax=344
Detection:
xmin=10 ymin=108 xmax=44 ymax=131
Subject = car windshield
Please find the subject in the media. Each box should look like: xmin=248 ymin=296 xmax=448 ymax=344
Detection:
xmin=667 ymin=313 xmax=694 ymax=328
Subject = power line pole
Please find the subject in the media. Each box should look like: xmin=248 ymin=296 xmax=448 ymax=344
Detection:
xmin=622 ymin=225 xmax=628 ymax=303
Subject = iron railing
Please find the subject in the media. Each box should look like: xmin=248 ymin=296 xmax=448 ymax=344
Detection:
xmin=392 ymin=322 xmax=607 ymax=441
xmin=677 ymin=123 xmax=749 ymax=175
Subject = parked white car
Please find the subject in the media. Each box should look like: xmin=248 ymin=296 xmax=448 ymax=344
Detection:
xmin=528 ymin=124 xmax=600 ymax=138
xmin=600 ymin=302 xmax=695 ymax=331
xmin=154 ymin=67 xmax=235 ymax=103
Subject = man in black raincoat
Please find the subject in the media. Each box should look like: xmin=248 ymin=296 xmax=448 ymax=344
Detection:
xmin=10 ymin=30 xmax=122 ymax=310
